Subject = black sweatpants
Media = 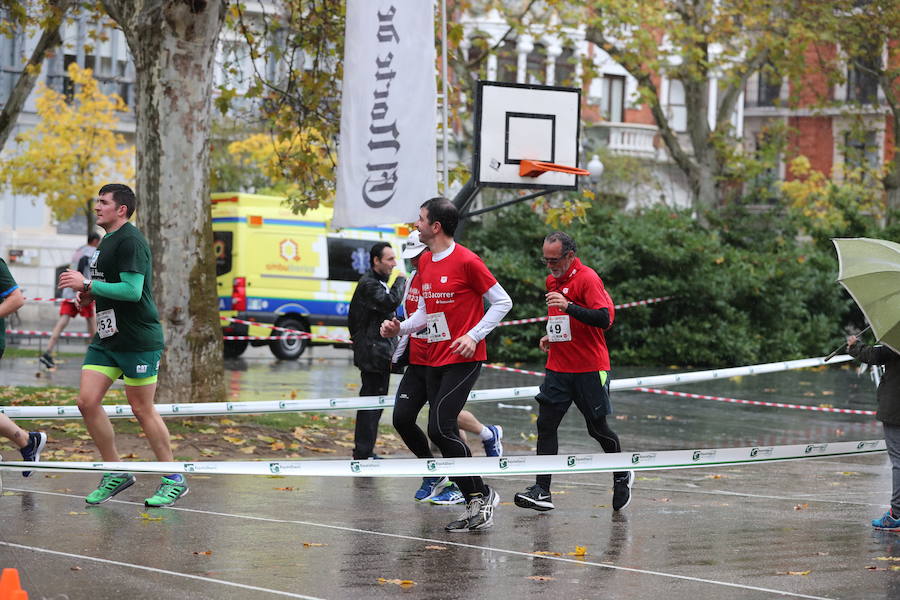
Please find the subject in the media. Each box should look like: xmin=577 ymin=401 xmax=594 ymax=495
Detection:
xmin=392 ymin=364 xmax=433 ymax=459
xmin=425 ymin=361 xmax=487 ymax=499
xmin=353 ymin=370 xmax=389 ymax=459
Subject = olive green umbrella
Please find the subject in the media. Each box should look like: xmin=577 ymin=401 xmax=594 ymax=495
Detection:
xmin=833 ymin=237 xmax=900 ymax=354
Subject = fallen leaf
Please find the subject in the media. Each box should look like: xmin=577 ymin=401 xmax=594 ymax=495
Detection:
xmin=275 ymin=487 xmax=295 ymax=491
xmin=637 ymin=476 xmax=659 ymax=481
xmin=785 ymin=570 xmax=811 ymax=576
xmin=220 ymin=418 xmax=237 ymax=425
xmin=120 ymin=452 xmax=139 ymax=459
xmin=706 ymin=474 xmax=724 ymax=479
xmin=223 ymin=436 xmax=246 ymax=445
xmin=653 ymin=498 xmax=671 ymax=502
xmin=238 ymin=446 xmax=256 ymax=454
xmin=270 ymin=441 xmax=286 ymax=451
xmin=290 ymin=390 xmax=298 ymax=399
xmin=533 ymin=551 xmax=561 ymax=556
xmin=794 ymin=503 xmax=809 ymax=510
xmin=257 ymin=435 xmax=277 ymax=444
xmin=839 ymin=471 xmax=860 ymax=476
xmin=138 ymin=513 xmax=163 ymax=522
xmin=866 ymin=566 xmax=885 ymax=571
xmin=376 ymin=578 xmax=415 ymax=587
xmin=303 ymin=445 xmax=336 ymax=453
xmin=198 ymin=428 xmax=217 ymax=434
xmin=43 ymin=474 xmax=60 ymax=479
xmin=303 ymin=542 xmax=326 ymax=547
xmin=876 ymin=556 xmax=900 ymax=561
xmin=424 ymin=545 xmax=447 ymax=550
xmin=567 ymin=546 xmax=587 ymax=557
xmin=67 ymin=511 xmax=87 ymax=516
xmin=70 ymin=566 xmax=81 ymax=571
xmin=526 ymin=575 xmax=556 ymax=581
xmin=192 ymin=550 xmax=213 ymax=555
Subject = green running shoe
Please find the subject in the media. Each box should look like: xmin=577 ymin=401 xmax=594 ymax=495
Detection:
xmin=85 ymin=472 xmax=135 ymax=505
xmin=144 ymin=474 xmax=189 ymax=508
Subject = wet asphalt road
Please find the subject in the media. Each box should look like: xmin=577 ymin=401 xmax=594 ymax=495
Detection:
xmin=1 ymin=343 xmax=898 ymax=599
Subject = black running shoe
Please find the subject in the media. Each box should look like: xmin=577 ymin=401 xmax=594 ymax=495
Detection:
xmin=39 ymin=353 xmax=55 ymax=369
xmin=514 ymin=484 xmax=554 ymax=511
xmin=445 ymin=487 xmax=499 ymax=532
xmin=612 ymin=471 xmax=634 ymax=511
xmin=20 ymin=431 xmax=47 ymax=478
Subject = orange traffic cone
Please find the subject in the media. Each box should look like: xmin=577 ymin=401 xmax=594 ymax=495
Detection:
xmin=0 ymin=568 xmax=27 ymax=600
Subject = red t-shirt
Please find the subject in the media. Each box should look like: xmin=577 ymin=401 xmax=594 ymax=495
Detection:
xmin=545 ymin=257 xmax=615 ymax=372
xmin=404 ymin=272 xmax=429 ymax=366
xmin=418 ymin=244 xmax=497 ymax=366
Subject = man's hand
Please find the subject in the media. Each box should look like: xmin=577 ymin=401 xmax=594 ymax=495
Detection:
xmin=545 ymin=291 xmax=569 ymax=311
xmin=58 ymin=269 xmax=86 ymax=292
xmin=74 ymin=290 xmax=93 ymax=309
xmin=539 ymin=335 xmax=550 ymax=353
xmin=381 ymin=318 xmax=401 ymax=338
xmin=449 ymin=334 xmax=476 ymax=358
xmin=846 ymin=335 xmax=858 ymax=348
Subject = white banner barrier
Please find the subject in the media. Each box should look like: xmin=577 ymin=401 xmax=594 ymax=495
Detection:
xmin=0 ymin=355 xmax=853 ymax=420
xmin=0 ymin=439 xmax=884 ymax=477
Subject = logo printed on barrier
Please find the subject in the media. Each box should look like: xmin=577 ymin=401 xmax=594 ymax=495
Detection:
xmin=115 ymin=406 xmax=124 ymax=414
xmin=172 ymin=405 xmax=180 ymax=413
xmin=58 ymin=407 xmax=66 ymax=415
xmin=279 ymin=401 xmax=287 ymax=409
xmin=379 ymin=397 xmax=387 ymax=404
xmin=427 ymin=459 xmax=436 ymax=471
xmin=805 ymin=443 xmax=828 ymax=454
xmin=269 ymin=462 xmax=281 ymax=474
xmin=750 ymin=446 xmax=774 ymax=458
xmin=692 ymin=450 xmax=716 ymax=462
xmin=567 ymin=456 xmax=576 ymax=467
xmin=858 ymin=441 xmax=879 ymax=450
xmin=350 ymin=461 xmax=361 ymax=473
xmin=184 ymin=463 xmax=196 ymax=472
xmin=226 ymin=403 xmax=234 ymax=411
xmin=499 ymin=458 xmax=508 ymax=469
xmin=329 ymin=399 xmax=338 ymax=407
xmin=631 ymin=452 xmax=657 ymax=464
xmin=92 ymin=463 xmax=103 ymax=468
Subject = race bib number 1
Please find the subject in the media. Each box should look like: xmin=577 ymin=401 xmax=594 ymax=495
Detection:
xmin=96 ymin=308 xmax=118 ymax=339
xmin=546 ymin=314 xmax=571 ymax=342
xmin=426 ymin=312 xmax=451 ymax=343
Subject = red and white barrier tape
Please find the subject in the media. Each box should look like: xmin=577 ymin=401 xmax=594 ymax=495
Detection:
xmin=483 ymin=363 xmax=544 ymax=377
xmin=22 ymin=297 xmax=66 ymax=303
xmin=220 ymin=317 xmax=352 ymax=344
xmin=5 ymin=329 xmax=91 ymax=338
xmin=633 ymin=386 xmax=876 ymax=416
xmin=497 ymin=296 xmax=673 ymax=327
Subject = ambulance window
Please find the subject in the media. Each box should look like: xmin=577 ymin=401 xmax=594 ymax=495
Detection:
xmin=214 ymin=231 xmax=233 ymax=276
xmin=327 ymin=237 xmax=380 ymax=281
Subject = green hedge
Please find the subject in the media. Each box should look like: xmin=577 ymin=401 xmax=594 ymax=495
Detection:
xmin=462 ymin=203 xmax=853 ymax=367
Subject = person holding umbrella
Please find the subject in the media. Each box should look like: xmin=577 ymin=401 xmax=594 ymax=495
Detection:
xmin=847 ymin=334 xmax=900 ymax=530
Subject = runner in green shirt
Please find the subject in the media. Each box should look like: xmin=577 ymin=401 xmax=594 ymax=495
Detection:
xmin=0 ymin=258 xmax=48 ymax=476
xmin=58 ymin=184 xmax=187 ymax=507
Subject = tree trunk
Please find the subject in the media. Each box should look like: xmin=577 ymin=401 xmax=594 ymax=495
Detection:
xmin=102 ymin=0 xmax=226 ymax=404
xmin=0 ymin=0 xmax=73 ymax=151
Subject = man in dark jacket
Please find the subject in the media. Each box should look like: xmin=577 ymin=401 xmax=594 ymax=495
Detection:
xmin=348 ymin=242 xmax=405 ymax=459
xmin=847 ymin=334 xmax=900 ymax=530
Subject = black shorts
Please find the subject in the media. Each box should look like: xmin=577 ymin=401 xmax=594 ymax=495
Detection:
xmin=536 ymin=369 xmax=611 ymax=417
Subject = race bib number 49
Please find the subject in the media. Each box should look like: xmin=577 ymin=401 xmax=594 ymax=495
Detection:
xmin=426 ymin=312 xmax=451 ymax=343
xmin=546 ymin=314 xmax=571 ymax=342
xmin=96 ymin=308 xmax=118 ymax=339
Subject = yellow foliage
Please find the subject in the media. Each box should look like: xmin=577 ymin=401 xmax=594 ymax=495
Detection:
xmin=227 ymin=131 xmax=335 ymax=203
xmin=0 ymin=64 xmax=134 ymax=223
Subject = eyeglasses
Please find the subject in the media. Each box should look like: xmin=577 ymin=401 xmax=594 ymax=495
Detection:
xmin=541 ymin=253 xmax=570 ymax=266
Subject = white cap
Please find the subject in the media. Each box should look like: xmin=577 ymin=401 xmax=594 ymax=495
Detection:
xmin=401 ymin=230 xmax=427 ymax=258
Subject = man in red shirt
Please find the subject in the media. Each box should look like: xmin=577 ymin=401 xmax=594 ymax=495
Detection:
xmin=514 ymin=231 xmax=633 ymax=513
xmin=382 ymin=198 xmax=512 ymax=532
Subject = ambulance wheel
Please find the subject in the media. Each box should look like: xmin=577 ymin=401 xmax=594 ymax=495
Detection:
xmin=270 ymin=318 xmax=309 ymax=360
xmin=223 ymin=340 xmax=248 ymax=358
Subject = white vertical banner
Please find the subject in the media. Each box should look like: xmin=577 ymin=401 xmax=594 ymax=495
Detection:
xmin=333 ymin=0 xmax=438 ymax=229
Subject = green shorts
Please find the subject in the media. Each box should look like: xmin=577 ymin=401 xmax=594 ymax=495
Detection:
xmin=83 ymin=344 xmax=163 ymax=386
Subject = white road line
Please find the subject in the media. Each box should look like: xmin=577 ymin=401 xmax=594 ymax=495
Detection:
xmin=0 ymin=541 xmax=325 ymax=600
xmin=8 ymin=488 xmax=835 ymax=600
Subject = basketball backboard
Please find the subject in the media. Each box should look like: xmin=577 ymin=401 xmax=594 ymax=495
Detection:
xmin=473 ymin=81 xmax=582 ymax=190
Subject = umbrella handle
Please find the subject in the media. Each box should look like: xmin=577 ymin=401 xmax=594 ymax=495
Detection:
xmin=824 ymin=324 xmax=872 ymax=362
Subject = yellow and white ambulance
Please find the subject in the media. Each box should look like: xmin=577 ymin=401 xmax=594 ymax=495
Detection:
xmin=212 ymin=193 xmax=408 ymax=359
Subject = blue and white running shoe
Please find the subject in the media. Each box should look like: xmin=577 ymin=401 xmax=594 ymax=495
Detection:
xmin=429 ymin=483 xmax=465 ymax=505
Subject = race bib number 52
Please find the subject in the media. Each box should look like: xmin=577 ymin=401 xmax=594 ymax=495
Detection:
xmin=96 ymin=308 xmax=118 ymax=339
xmin=546 ymin=314 xmax=571 ymax=342
xmin=426 ymin=312 xmax=451 ymax=343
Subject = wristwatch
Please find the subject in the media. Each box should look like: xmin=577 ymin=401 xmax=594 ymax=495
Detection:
xmin=82 ymin=279 xmax=91 ymax=292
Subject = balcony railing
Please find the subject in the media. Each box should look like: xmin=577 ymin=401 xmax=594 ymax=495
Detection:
xmin=589 ymin=122 xmax=658 ymax=159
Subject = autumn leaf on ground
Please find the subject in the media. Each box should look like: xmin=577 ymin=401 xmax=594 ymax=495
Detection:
xmin=193 ymin=550 xmax=213 ymax=555
xmin=67 ymin=511 xmax=87 ymax=516
xmin=376 ymin=578 xmax=415 ymax=587
xmin=706 ymin=474 xmax=724 ymax=479
xmin=781 ymin=570 xmax=811 ymax=576
xmin=138 ymin=513 xmax=163 ymax=522
xmin=794 ymin=503 xmax=809 ymax=510
xmin=839 ymin=472 xmax=860 ymax=476
xmin=303 ymin=445 xmax=336 ymax=453
xmin=526 ymin=575 xmax=555 ymax=581
xmin=238 ymin=446 xmax=256 ymax=454
xmin=275 ymin=487 xmax=295 ymax=491
xmin=257 ymin=435 xmax=277 ymax=444
xmin=866 ymin=566 xmax=887 ymax=571
xmin=876 ymin=556 xmax=900 ymax=561
xmin=653 ymin=498 xmax=671 ymax=502
xmin=269 ymin=441 xmax=286 ymax=451
xmin=533 ymin=551 xmax=561 ymax=556
xmin=70 ymin=566 xmax=81 ymax=571
xmin=223 ymin=436 xmax=246 ymax=445
xmin=198 ymin=428 xmax=217 ymax=434
xmin=290 ymin=390 xmax=298 ymax=399
xmin=200 ymin=448 xmax=220 ymax=457
xmin=303 ymin=542 xmax=326 ymax=547
xmin=220 ymin=418 xmax=237 ymax=426
xmin=567 ymin=546 xmax=587 ymax=557
xmin=223 ymin=427 xmax=241 ymax=434
xmin=424 ymin=545 xmax=446 ymax=550
xmin=120 ymin=452 xmax=139 ymax=459
xmin=637 ymin=476 xmax=659 ymax=481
